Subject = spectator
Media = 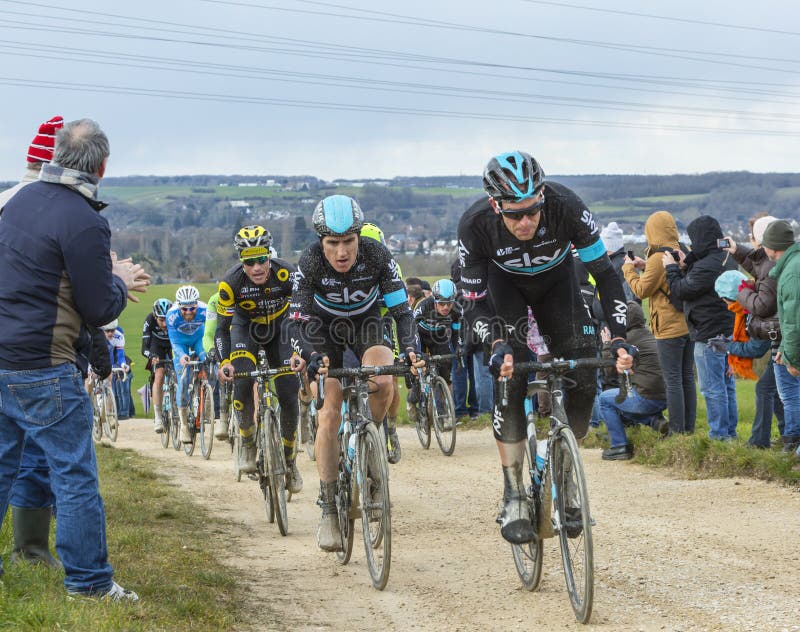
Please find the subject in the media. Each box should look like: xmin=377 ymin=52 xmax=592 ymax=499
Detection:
xmin=600 ymin=221 xmax=637 ymax=303
xmin=761 ymin=220 xmax=800 ymax=454
xmin=0 ymin=116 xmax=65 ymax=568
xmin=600 ymin=301 xmax=668 ymax=460
xmin=664 ymin=215 xmax=738 ymax=440
xmin=623 ymin=211 xmax=695 ymax=434
xmin=0 ymin=118 xmax=149 ymax=599
xmin=725 ymin=215 xmax=784 ymax=448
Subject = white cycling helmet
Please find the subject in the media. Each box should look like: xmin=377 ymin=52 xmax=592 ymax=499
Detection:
xmin=175 ymin=285 xmax=200 ymax=304
xmin=101 ymin=319 xmax=118 ymax=331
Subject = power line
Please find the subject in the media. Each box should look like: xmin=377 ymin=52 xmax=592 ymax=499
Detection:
xmin=0 ymin=76 xmax=797 ymax=137
xmin=519 ymin=0 xmax=800 ymax=37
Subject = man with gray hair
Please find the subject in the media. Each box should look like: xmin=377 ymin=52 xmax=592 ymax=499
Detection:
xmin=0 ymin=118 xmax=149 ymax=599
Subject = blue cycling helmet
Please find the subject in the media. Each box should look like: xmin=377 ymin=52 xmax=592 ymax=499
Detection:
xmin=432 ymin=279 xmax=457 ymax=303
xmin=152 ymin=298 xmax=171 ymax=318
xmin=312 ymin=195 xmax=364 ymax=238
xmin=483 ymin=151 xmax=544 ymax=202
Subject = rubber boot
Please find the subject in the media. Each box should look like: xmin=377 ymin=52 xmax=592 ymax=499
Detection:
xmin=11 ymin=506 xmax=60 ymax=567
xmin=497 ymin=463 xmax=535 ymax=544
xmin=317 ymin=480 xmax=342 ymax=552
xmin=179 ymin=407 xmax=192 ymax=443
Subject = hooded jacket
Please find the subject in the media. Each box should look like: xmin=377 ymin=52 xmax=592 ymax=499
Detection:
xmin=770 ymin=241 xmax=800 ymax=370
xmin=665 ymin=215 xmax=735 ymax=343
xmin=731 ymin=244 xmax=778 ymax=318
xmin=622 ymin=210 xmax=689 ymax=339
xmin=624 ymin=301 xmax=666 ymax=400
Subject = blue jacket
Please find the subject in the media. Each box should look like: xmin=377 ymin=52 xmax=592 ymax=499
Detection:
xmin=0 ymin=180 xmax=127 ymax=373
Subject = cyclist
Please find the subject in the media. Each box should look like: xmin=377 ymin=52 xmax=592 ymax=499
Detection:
xmin=215 ymin=226 xmax=303 ymax=492
xmin=457 ymin=151 xmax=634 ymax=545
xmin=288 ymin=195 xmax=423 ymax=551
xmin=142 ymin=298 xmax=173 ymax=433
xmin=407 ymin=278 xmax=463 ymax=420
xmin=202 ymin=291 xmax=226 ymax=439
xmin=166 ymin=285 xmax=208 ymax=443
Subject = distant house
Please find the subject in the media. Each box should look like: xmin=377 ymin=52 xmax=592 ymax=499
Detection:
xmin=238 ymin=182 xmax=258 ymax=187
xmin=229 ymin=200 xmax=250 ymax=208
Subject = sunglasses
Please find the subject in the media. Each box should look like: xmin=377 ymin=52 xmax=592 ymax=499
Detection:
xmin=435 ymin=299 xmax=454 ymax=305
xmin=241 ymin=255 xmax=269 ymax=267
xmin=179 ymin=305 xmax=197 ymax=312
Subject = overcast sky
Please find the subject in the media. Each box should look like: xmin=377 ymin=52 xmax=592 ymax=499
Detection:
xmin=1 ymin=0 xmax=799 ymax=181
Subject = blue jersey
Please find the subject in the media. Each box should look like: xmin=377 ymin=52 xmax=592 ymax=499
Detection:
xmin=166 ymin=302 xmax=208 ymax=359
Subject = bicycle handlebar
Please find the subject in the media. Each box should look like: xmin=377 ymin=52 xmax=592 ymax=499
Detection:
xmin=315 ymin=363 xmax=411 ymax=411
xmin=512 ymin=357 xmax=617 ymax=374
xmin=233 ymin=366 xmax=295 ymax=379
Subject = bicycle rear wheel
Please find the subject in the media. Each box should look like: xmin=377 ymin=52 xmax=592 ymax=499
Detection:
xmin=335 ymin=435 xmax=355 ymax=564
xmin=430 ymin=376 xmax=457 ymax=456
xmin=305 ymin=404 xmax=317 ymax=462
xmin=103 ymin=385 xmax=119 ymax=442
xmin=511 ymin=438 xmax=543 ymax=591
xmin=199 ymin=383 xmax=215 ymax=460
xmin=170 ymin=383 xmax=181 ymax=451
xmin=266 ymin=410 xmax=289 ymax=536
xmin=91 ymin=390 xmax=103 ymax=443
xmin=414 ymin=398 xmax=431 ymax=449
xmin=359 ymin=422 xmax=391 ymax=590
xmin=553 ymin=427 xmax=594 ymax=623
xmin=159 ymin=399 xmax=170 ymax=449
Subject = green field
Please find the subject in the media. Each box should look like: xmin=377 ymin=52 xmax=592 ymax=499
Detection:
xmin=103 ymin=185 xmax=307 ymax=204
xmin=631 ymin=193 xmax=708 ymax=204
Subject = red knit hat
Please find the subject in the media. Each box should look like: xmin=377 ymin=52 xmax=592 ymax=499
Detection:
xmin=27 ymin=115 xmax=64 ymax=163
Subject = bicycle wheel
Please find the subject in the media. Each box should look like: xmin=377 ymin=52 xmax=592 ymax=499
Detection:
xmin=170 ymin=383 xmax=181 ymax=451
xmin=257 ymin=417 xmax=275 ymax=523
xmin=335 ymin=433 xmax=355 ymax=564
xmin=511 ymin=439 xmax=543 ymax=591
xmin=233 ymin=432 xmax=243 ymax=482
xmin=103 ymin=385 xmax=119 ymax=442
xmin=553 ymin=427 xmax=594 ymax=623
xmin=199 ymin=383 xmax=215 ymax=460
xmin=306 ymin=405 xmax=317 ymax=462
xmin=183 ymin=383 xmax=198 ymax=456
xmin=414 ymin=396 xmax=431 ymax=449
xmin=159 ymin=397 xmax=170 ymax=449
xmin=266 ymin=410 xmax=289 ymax=536
xmin=359 ymin=422 xmax=391 ymax=590
xmin=91 ymin=390 xmax=103 ymax=443
xmin=430 ymin=376 xmax=457 ymax=456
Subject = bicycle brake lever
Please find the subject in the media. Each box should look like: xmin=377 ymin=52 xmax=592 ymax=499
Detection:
xmin=500 ymin=376 xmax=508 ymax=408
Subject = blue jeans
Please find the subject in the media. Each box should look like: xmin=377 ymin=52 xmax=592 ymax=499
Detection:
xmin=471 ymin=350 xmax=493 ymax=414
xmin=749 ymin=357 xmax=784 ymax=447
xmin=656 ymin=335 xmax=696 ymax=434
xmin=112 ymin=371 xmax=132 ymax=418
xmin=452 ymin=354 xmax=478 ymax=417
xmin=774 ymin=362 xmax=800 ymax=439
xmin=9 ymin=436 xmax=54 ymax=509
xmin=0 ymin=363 xmax=113 ymax=593
xmin=694 ymin=342 xmax=738 ymax=439
xmin=598 ymin=387 xmax=667 ymax=448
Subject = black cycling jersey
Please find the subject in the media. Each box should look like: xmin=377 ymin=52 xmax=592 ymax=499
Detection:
xmin=413 ymin=295 xmax=463 ymax=347
xmin=141 ymin=313 xmax=171 ymax=359
xmin=457 ymin=181 xmax=628 ymax=343
xmin=214 ymin=258 xmax=295 ymax=363
xmin=288 ymin=238 xmax=417 ymax=363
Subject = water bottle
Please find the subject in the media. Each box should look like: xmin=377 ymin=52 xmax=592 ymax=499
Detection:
xmin=347 ymin=433 xmax=357 ymax=463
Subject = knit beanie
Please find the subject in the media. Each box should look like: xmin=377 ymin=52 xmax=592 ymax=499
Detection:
xmin=761 ymin=220 xmax=796 ymax=251
xmin=752 ymin=215 xmax=778 ymax=246
xmin=600 ymin=222 xmax=624 ymax=252
xmin=27 ymin=115 xmax=64 ymax=163
xmin=714 ymin=270 xmax=748 ymax=301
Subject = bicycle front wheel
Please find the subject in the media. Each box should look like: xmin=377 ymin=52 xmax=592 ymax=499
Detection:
xmin=103 ymin=385 xmax=118 ymax=442
xmin=91 ymin=391 xmax=103 ymax=443
xmin=511 ymin=436 xmax=543 ymax=591
xmin=359 ymin=422 xmax=391 ymax=590
xmin=335 ymin=435 xmax=355 ymax=565
xmin=267 ymin=410 xmax=289 ymax=536
xmin=414 ymin=399 xmax=431 ymax=449
xmin=553 ymin=426 xmax=594 ymax=623
xmin=430 ymin=376 xmax=457 ymax=456
xmin=170 ymin=383 xmax=181 ymax=451
xmin=306 ymin=406 xmax=317 ymax=462
xmin=199 ymin=383 xmax=215 ymax=460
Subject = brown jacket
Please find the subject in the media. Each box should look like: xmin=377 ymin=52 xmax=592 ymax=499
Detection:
xmin=622 ymin=210 xmax=690 ymax=340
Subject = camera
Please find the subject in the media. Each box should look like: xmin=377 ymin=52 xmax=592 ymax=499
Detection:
xmin=671 ymin=250 xmax=680 ymax=262
xmin=626 ymin=250 xmax=634 ymax=260
xmin=716 ymin=238 xmax=730 ymax=249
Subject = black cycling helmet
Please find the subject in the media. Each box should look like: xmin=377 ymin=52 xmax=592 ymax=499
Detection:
xmin=312 ymin=195 xmax=364 ymax=238
xmin=234 ymin=225 xmax=272 ymax=258
xmin=482 ymin=151 xmax=545 ymax=203
xmin=152 ymin=298 xmax=171 ymax=318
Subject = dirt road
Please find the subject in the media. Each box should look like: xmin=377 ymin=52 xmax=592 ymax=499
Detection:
xmin=113 ymin=420 xmax=799 ymax=631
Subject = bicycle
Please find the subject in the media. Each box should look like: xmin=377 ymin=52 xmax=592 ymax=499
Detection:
xmin=154 ymin=359 xmax=179 ymax=450
xmin=181 ymin=358 xmax=215 ymax=459
xmin=501 ymin=356 xmax=617 ymax=624
xmin=410 ymin=353 xmax=458 ymax=456
xmin=299 ymin=379 xmax=318 ymax=461
xmin=234 ymin=351 xmax=293 ymax=536
xmin=88 ymin=369 xmax=121 ymax=443
xmin=318 ymin=362 xmax=407 ymax=591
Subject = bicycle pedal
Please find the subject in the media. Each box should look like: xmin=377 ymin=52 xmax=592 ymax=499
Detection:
xmin=247 ymin=473 xmax=258 ymax=481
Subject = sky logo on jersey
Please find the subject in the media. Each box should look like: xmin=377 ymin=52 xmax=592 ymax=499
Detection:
xmin=314 ymin=286 xmax=379 ymax=317
xmin=458 ymin=240 xmax=469 ymax=266
xmin=496 ymin=247 xmax=569 ymax=275
xmin=580 ymin=209 xmax=599 ymax=235
xmin=611 ymin=299 xmax=627 ymax=326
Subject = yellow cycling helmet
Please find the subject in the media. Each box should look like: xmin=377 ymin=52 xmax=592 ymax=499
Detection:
xmin=234 ymin=225 xmax=272 ymax=259
xmin=360 ymin=222 xmax=385 ymax=245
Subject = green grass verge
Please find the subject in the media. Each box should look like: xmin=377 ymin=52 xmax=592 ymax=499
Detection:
xmin=0 ymin=445 xmax=255 ymax=631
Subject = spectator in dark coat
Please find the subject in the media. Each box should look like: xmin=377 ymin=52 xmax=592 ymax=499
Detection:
xmin=664 ymin=215 xmax=739 ymax=440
